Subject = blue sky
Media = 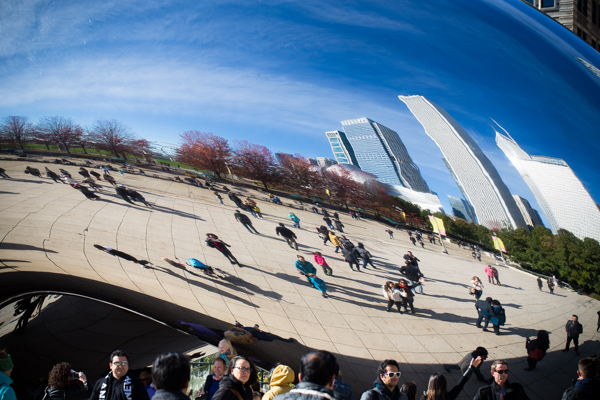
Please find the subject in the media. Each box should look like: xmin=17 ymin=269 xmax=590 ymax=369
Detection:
xmin=1 ymin=0 xmax=599 ymax=221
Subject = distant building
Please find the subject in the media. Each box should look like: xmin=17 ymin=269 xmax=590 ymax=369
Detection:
xmin=520 ymin=0 xmax=600 ymax=52
xmin=448 ymin=195 xmax=476 ymax=223
xmin=332 ymin=117 xmax=431 ymax=193
xmin=496 ymin=130 xmax=600 ymax=242
xmin=513 ymin=195 xmax=545 ymax=231
xmin=306 ymin=157 xmax=318 ymax=166
xmin=316 ymin=157 xmax=337 ymax=167
xmin=326 ymin=130 xmax=359 ymax=166
xmin=399 ymin=95 xmax=526 ymax=230
xmin=148 ymin=140 xmax=179 ymax=158
xmin=275 ymin=152 xmax=296 ymax=164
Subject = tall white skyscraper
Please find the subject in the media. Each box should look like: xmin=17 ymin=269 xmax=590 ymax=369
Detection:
xmin=496 ymin=131 xmax=600 ymax=242
xmin=512 ymin=195 xmax=544 ymax=231
xmin=399 ymin=95 xmax=526 ymax=230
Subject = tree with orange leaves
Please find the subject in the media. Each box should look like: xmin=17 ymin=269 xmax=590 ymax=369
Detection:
xmin=176 ymin=131 xmax=231 ymax=178
xmin=279 ymin=154 xmax=323 ymax=198
xmin=232 ymin=140 xmax=281 ymax=189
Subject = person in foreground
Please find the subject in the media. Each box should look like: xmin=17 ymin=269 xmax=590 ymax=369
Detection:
xmin=151 ymin=352 xmax=190 ymax=400
xmin=275 ymin=350 xmax=338 ymax=400
xmin=212 ymin=356 xmax=258 ymax=400
xmin=360 ymin=359 xmax=408 ymax=400
xmin=561 ymin=357 xmax=600 ymax=400
xmin=0 ymin=349 xmax=16 ymax=400
xmin=90 ymin=350 xmax=150 ymax=400
xmin=421 ymin=357 xmax=482 ymax=400
xmin=473 ymin=360 xmax=529 ymax=400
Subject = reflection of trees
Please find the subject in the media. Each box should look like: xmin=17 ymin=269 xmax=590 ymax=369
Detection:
xmin=13 ymin=295 xmax=45 ymax=335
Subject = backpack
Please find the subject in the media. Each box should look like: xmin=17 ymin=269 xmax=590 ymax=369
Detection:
xmin=528 ymin=348 xmax=544 ymax=361
xmin=205 ymin=238 xmax=216 ymax=248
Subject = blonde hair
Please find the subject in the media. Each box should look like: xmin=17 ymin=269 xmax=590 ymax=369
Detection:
xmin=218 ymin=339 xmax=238 ymax=359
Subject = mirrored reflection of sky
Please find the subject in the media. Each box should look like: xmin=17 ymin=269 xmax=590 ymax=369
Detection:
xmin=2 ymin=0 xmax=599 ymax=220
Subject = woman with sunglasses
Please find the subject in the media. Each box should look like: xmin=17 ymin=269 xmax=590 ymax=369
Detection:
xmin=212 ymin=356 xmax=258 ymax=400
xmin=421 ymin=357 xmax=482 ymax=400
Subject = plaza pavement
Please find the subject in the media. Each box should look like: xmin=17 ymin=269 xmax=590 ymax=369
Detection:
xmin=0 ymin=158 xmax=599 ymax=400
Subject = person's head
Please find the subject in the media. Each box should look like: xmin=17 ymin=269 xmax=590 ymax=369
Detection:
xmin=490 ymin=360 xmax=509 ymax=387
xmin=398 ymin=279 xmax=407 ymax=288
xmin=484 ymin=297 xmax=492 ymax=303
xmin=226 ymin=356 xmax=258 ymax=386
xmin=407 ymin=251 xmax=412 ymax=256
xmin=0 ymin=349 xmax=13 ymax=377
xmin=299 ymin=351 xmax=338 ymax=388
xmin=536 ymin=330 xmax=550 ymax=348
xmin=109 ymin=350 xmax=129 ymax=380
xmin=377 ymin=360 xmax=401 ymax=391
xmin=235 ymin=209 xmax=241 ymax=213
xmin=405 ymin=260 xmax=411 ymax=266
xmin=472 ymin=276 xmax=479 ymax=282
xmin=297 ymin=255 xmax=305 ymax=263
xmin=139 ymin=371 xmax=152 ymax=387
xmin=152 ymin=352 xmax=190 ymax=392
xmin=48 ymin=362 xmax=72 ymax=389
xmin=400 ymin=381 xmax=417 ymax=400
xmin=385 ymin=281 xmax=394 ymax=290
xmin=577 ymin=357 xmax=599 ymax=379
xmin=572 ymin=315 xmax=578 ymax=322
xmin=218 ymin=339 xmax=237 ymax=359
xmin=357 ymin=243 xmax=364 ymax=248
xmin=212 ymin=358 xmax=226 ymax=378
xmin=206 ymin=233 xmax=218 ymax=239
xmin=426 ymin=373 xmax=447 ymax=400
xmin=313 ymin=252 xmax=322 ymax=257
xmin=472 ymin=347 xmax=488 ymax=361
xmin=394 ymin=282 xmax=401 ymax=290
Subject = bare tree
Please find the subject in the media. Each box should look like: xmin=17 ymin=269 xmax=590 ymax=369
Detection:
xmin=176 ymin=131 xmax=231 ymax=178
xmin=91 ymin=119 xmax=134 ymax=159
xmin=39 ymin=116 xmax=83 ymax=154
xmin=1 ymin=116 xmax=35 ymax=150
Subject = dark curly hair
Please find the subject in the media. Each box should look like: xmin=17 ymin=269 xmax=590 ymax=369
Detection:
xmin=48 ymin=362 xmax=72 ymax=389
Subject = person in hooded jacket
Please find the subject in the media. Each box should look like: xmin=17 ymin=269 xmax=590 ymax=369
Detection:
xmin=360 ymin=359 xmax=408 ymax=400
xmin=356 ymin=243 xmax=376 ymax=269
xmin=561 ymin=357 xmax=600 ymax=400
xmin=329 ymin=231 xmax=342 ymax=253
xmin=342 ymin=243 xmax=361 ymax=271
xmin=524 ymin=330 xmax=549 ymax=371
xmin=43 ymin=362 xmax=90 ymax=400
xmin=212 ymin=356 xmax=257 ymax=400
xmin=262 ymin=365 xmax=295 ymax=400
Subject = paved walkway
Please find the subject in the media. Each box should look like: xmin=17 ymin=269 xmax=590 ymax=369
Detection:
xmin=1 ymin=159 xmax=599 ymax=400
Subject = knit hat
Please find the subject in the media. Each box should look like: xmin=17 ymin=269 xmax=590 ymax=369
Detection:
xmin=0 ymin=354 xmax=13 ymax=372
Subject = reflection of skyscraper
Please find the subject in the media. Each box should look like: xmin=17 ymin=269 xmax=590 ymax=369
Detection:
xmin=326 ymin=130 xmax=359 ymax=166
xmin=512 ymin=195 xmax=544 ymax=231
xmin=333 ymin=118 xmax=430 ymax=192
xmin=399 ymin=95 xmax=525 ymax=229
xmin=496 ymin=131 xmax=600 ymax=242
xmin=448 ymin=195 xmax=476 ymax=223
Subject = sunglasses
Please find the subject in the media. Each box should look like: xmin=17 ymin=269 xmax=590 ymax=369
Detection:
xmin=384 ymin=372 xmax=402 ymax=378
xmin=112 ymin=361 xmax=128 ymax=366
xmin=234 ymin=367 xmax=253 ymax=373
xmin=495 ymin=369 xmax=509 ymax=375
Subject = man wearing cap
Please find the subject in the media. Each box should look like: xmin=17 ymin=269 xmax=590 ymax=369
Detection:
xmin=360 ymin=360 xmax=408 ymax=400
xmin=0 ymin=349 xmax=16 ymax=400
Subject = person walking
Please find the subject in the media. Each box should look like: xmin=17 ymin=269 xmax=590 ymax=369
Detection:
xmin=214 ymin=192 xmax=223 ymax=205
xmin=385 ymin=229 xmax=394 ymax=239
xmin=334 ymin=219 xmax=344 ymax=233
xmin=45 ymin=167 xmax=62 ymax=183
xmin=74 ymin=184 xmax=100 ymax=200
xmin=317 ymin=226 xmax=330 ymax=245
xmin=490 ymin=300 xmax=505 ymax=335
xmin=252 ymin=205 xmax=263 ymax=219
xmin=228 ymin=192 xmax=244 ymax=208
xmin=547 ymin=278 xmax=555 ymax=294
xmin=524 ymin=330 xmax=550 ymax=371
xmin=127 ymin=189 xmax=153 ymax=208
xmin=288 ymin=213 xmax=300 ymax=228
xmin=342 ymin=243 xmax=361 ymax=272
xmin=276 ymin=223 xmax=298 ymax=250
xmin=294 ymin=255 xmax=328 ymax=297
xmin=329 ymin=231 xmax=342 ymax=253
xmin=471 ymin=276 xmax=484 ymax=300
xmin=312 ymin=252 xmax=333 ymax=276
xmin=484 ymin=265 xmax=494 ymax=285
xmin=537 ymin=276 xmax=543 ymax=291
xmin=356 ymin=243 xmax=376 ymax=269
xmin=90 ymin=170 xmax=102 ymax=180
xmin=205 ymin=234 xmax=239 ymax=265
xmin=0 ymin=168 xmax=10 ymax=179
xmin=115 ymin=185 xmax=134 ymax=204
xmin=78 ymin=168 xmax=90 ymax=179
xmin=104 ymin=173 xmax=117 ymax=186
xmin=234 ymin=210 xmax=259 ymax=234
xmin=93 ymin=245 xmax=150 ymax=267
xmin=491 ymin=267 xmax=501 ymax=286
xmin=475 ymin=297 xmax=493 ymax=332
xmin=564 ymin=315 xmax=584 ymax=355
xmin=323 ymin=216 xmax=335 ymax=230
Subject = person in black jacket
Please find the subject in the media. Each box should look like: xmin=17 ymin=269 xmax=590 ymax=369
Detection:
xmin=525 ymin=330 xmax=549 ymax=371
xmin=151 ymin=352 xmax=190 ymax=400
xmin=234 ymin=210 xmax=259 ymax=234
xmin=276 ymin=223 xmax=298 ymax=250
xmin=399 ymin=261 xmax=424 ymax=295
xmin=342 ymin=243 xmax=361 ymax=272
xmin=44 ymin=362 xmax=89 ymax=400
xmin=561 ymin=357 xmax=600 ymax=400
xmin=564 ymin=315 xmax=584 ymax=355
xmin=90 ymin=350 xmax=150 ymax=400
xmin=212 ymin=356 xmax=257 ymax=400
xmin=115 ymin=185 xmax=134 ymax=204
xmin=473 ymin=360 xmax=529 ymax=400
xmin=421 ymin=357 xmax=482 ymax=400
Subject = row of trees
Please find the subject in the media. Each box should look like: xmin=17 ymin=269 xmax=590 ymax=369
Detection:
xmin=0 ymin=116 xmax=152 ymax=160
